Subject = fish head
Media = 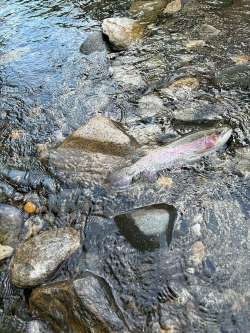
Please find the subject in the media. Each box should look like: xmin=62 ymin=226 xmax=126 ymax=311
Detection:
xmin=203 ymin=127 xmax=232 ymax=151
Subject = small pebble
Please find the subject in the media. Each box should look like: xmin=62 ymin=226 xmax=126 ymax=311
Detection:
xmin=157 ymin=176 xmax=173 ymax=188
xmin=191 ymin=241 xmax=205 ymax=265
xmin=164 ymin=0 xmax=182 ymax=14
xmin=24 ymin=202 xmax=37 ymax=214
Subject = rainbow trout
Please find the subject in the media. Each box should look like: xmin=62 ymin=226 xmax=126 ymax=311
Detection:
xmin=108 ymin=127 xmax=232 ymax=188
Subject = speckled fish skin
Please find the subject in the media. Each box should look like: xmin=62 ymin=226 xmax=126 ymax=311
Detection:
xmin=108 ymin=127 xmax=232 ymax=188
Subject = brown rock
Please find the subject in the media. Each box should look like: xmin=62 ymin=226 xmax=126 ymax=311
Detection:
xmin=60 ymin=116 xmax=137 ymax=156
xmin=30 ymin=281 xmax=85 ymax=333
xmin=11 ymin=228 xmax=80 ymax=287
xmin=30 ymin=274 xmax=127 ymax=333
xmin=102 ymin=17 xmax=144 ymax=49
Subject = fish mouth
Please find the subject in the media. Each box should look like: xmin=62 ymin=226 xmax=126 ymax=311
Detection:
xmin=216 ymin=127 xmax=233 ymax=143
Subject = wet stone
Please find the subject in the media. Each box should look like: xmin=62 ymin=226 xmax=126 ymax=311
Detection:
xmin=60 ymin=116 xmax=137 ymax=156
xmin=47 ymin=148 xmax=127 ymax=186
xmin=137 ymin=94 xmax=165 ymax=118
xmin=10 ymin=227 xmax=80 ymax=287
xmin=111 ymin=64 xmax=146 ymax=89
xmin=102 ymin=17 xmax=144 ymax=50
xmin=30 ymin=281 xmax=84 ymax=333
xmin=73 ymin=273 xmax=127 ymax=332
xmin=0 ymin=244 xmax=14 ymax=261
xmin=162 ymin=77 xmax=199 ymax=92
xmin=216 ymin=64 xmax=250 ymax=89
xmin=130 ymin=0 xmax=168 ymax=23
xmin=30 ymin=277 xmax=127 ymax=333
xmin=191 ymin=241 xmax=205 ymax=266
xmin=115 ymin=204 xmax=176 ymax=250
xmin=185 ymin=39 xmax=206 ymax=49
xmin=199 ymin=24 xmax=221 ymax=39
xmin=79 ymin=31 xmax=107 ymax=55
xmin=0 ymin=204 xmax=23 ymax=247
xmin=164 ymin=0 xmax=182 ymax=14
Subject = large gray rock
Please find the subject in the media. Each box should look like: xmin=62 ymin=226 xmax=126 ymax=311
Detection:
xmin=11 ymin=228 xmax=80 ymax=287
xmin=0 ymin=204 xmax=23 ymax=246
xmin=102 ymin=17 xmax=144 ymax=49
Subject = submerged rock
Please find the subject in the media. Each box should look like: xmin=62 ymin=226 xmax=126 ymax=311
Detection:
xmin=165 ymin=77 xmax=200 ymax=91
xmin=111 ymin=64 xmax=146 ymax=89
xmin=47 ymin=148 xmax=127 ymax=185
xmin=164 ymin=0 xmax=182 ymax=14
xmin=30 ymin=275 xmax=127 ymax=333
xmin=231 ymin=55 xmax=250 ymax=65
xmin=130 ymin=0 xmax=167 ymax=23
xmin=102 ymin=17 xmax=144 ymax=50
xmin=80 ymin=31 xmax=107 ymax=55
xmin=11 ymin=228 xmax=80 ymax=287
xmin=199 ymin=24 xmax=221 ymax=39
xmin=115 ymin=204 xmax=176 ymax=250
xmin=30 ymin=281 xmax=85 ymax=333
xmin=137 ymin=94 xmax=165 ymax=118
xmin=0 ymin=204 xmax=23 ymax=247
xmin=60 ymin=116 xmax=137 ymax=156
xmin=0 ymin=244 xmax=14 ymax=261
xmin=216 ymin=64 xmax=250 ymax=89
xmin=73 ymin=273 xmax=127 ymax=332
xmin=185 ymin=39 xmax=206 ymax=49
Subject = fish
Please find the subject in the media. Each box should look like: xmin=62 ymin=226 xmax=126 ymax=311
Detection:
xmin=108 ymin=127 xmax=232 ymax=188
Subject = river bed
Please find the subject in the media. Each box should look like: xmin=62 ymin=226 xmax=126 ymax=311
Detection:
xmin=0 ymin=0 xmax=249 ymax=332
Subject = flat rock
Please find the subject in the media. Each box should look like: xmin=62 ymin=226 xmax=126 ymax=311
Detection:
xmin=231 ymin=55 xmax=250 ymax=65
xmin=0 ymin=204 xmax=23 ymax=247
xmin=60 ymin=116 xmax=137 ymax=156
xmin=11 ymin=228 xmax=80 ymax=287
xmin=102 ymin=17 xmax=144 ymax=49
